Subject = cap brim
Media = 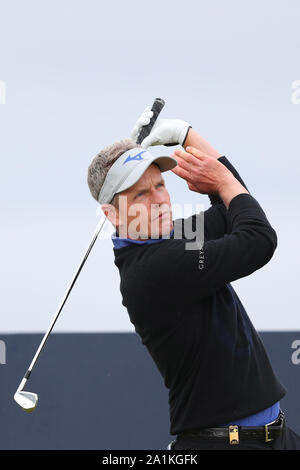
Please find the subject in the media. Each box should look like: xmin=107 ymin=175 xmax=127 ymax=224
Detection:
xmin=116 ymin=155 xmax=178 ymax=194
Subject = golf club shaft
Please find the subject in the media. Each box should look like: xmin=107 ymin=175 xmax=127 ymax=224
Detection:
xmin=16 ymin=213 xmax=107 ymax=391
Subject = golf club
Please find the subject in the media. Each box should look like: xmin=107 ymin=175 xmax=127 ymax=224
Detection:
xmin=14 ymin=97 xmax=166 ymax=412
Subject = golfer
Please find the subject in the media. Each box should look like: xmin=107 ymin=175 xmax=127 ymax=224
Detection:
xmin=87 ymin=107 xmax=300 ymax=450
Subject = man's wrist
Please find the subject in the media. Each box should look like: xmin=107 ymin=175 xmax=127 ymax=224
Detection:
xmin=183 ymin=128 xmax=222 ymax=159
xmin=217 ymin=176 xmax=249 ymax=209
xmin=181 ymin=125 xmax=192 ymax=147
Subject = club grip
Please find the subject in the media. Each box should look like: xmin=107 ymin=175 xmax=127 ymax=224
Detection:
xmin=136 ymin=98 xmax=165 ymax=145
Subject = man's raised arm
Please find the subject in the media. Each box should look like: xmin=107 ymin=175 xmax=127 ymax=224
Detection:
xmin=182 ymin=128 xmax=251 ymax=204
xmin=175 ymin=128 xmax=252 ymax=240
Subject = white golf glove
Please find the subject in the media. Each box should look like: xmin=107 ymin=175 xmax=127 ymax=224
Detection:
xmin=131 ymin=106 xmax=192 ymax=148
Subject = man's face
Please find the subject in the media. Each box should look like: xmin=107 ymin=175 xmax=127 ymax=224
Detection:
xmin=103 ymin=163 xmax=173 ymax=240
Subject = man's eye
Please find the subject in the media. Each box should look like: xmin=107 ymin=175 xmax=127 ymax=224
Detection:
xmin=135 ymin=184 xmax=164 ymax=199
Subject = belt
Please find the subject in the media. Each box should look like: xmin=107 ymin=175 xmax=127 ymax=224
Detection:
xmin=177 ymin=410 xmax=285 ymax=445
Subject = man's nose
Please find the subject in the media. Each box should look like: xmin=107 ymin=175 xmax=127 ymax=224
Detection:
xmin=150 ymin=199 xmax=169 ymax=217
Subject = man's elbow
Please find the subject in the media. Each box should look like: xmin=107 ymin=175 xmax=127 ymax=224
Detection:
xmin=261 ymin=227 xmax=278 ymax=264
xmin=268 ymin=227 xmax=278 ymax=254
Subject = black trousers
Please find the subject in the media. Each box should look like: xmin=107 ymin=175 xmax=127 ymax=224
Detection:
xmin=170 ymin=424 xmax=300 ymax=450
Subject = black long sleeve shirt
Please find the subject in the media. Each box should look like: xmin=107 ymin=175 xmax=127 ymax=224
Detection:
xmin=112 ymin=156 xmax=286 ymax=435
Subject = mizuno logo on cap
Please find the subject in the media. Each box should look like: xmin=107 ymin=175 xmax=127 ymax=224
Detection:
xmin=123 ymin=150 xmax=147 ymax=165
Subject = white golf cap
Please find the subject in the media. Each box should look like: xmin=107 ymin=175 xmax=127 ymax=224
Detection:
xmin=98 ymin=147 xmax=178 ymax=204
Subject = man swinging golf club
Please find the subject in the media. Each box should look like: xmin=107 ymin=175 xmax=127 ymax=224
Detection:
xmin=87 ymin=106 xmax=300 ymax=450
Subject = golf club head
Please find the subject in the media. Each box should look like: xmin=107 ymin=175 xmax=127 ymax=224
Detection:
xmin=14 ymin=390 xmax=38 ymax=412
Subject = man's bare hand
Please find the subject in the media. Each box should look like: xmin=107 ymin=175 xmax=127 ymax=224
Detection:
xmin=170 ymin=146 xmax=234 ymax=195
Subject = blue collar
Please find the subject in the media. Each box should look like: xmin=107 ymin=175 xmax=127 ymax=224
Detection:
xmin=112 ymin=227 xmax=174 ymax=249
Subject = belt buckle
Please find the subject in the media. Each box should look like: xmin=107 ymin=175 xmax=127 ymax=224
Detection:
xmin=265 ymin=423 xmax=273 ymax=442
xmin=265 ymin=409 xmax=284 ymax=442
xmin=229 ymin=425 xmax=239 ymax=445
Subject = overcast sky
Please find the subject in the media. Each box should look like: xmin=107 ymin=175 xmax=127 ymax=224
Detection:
xmin=0 ymin=0 xmax=299 ymax=332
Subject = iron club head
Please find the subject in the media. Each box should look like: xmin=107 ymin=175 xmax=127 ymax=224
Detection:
xmin=14 ymin=391 xmax=38 ymax=412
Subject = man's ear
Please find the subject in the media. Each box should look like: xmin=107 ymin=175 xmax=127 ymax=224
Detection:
xmin=101 ymin=204 xmax=119 ymax=226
